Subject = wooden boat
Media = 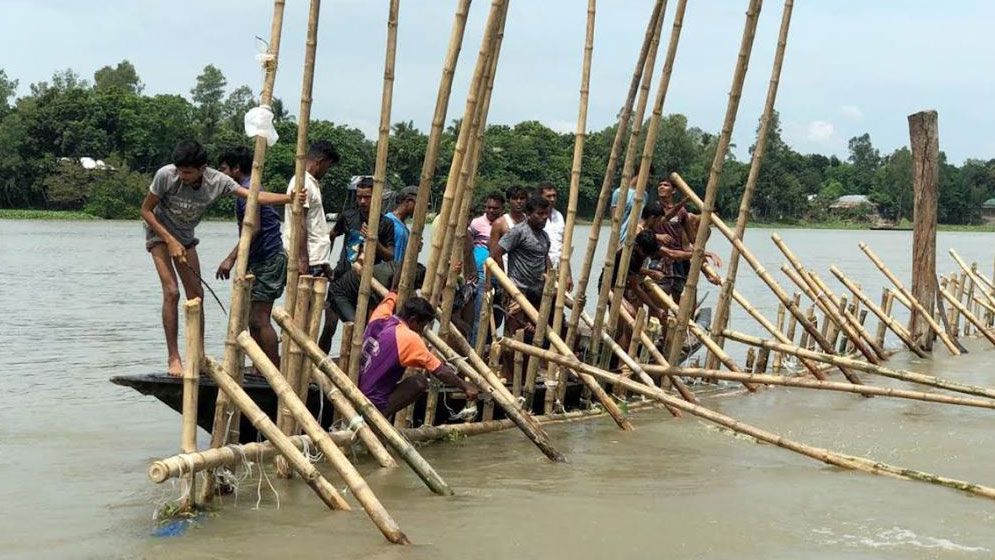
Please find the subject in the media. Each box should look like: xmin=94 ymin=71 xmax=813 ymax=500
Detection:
xmin=110 ymin=371 xmax=585 ymax=444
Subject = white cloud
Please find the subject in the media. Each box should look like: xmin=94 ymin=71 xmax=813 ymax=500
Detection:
xmin=840 ymin=105 xmax=864 ymax=121
xmin=806 ymin=120 xmax=836 ymax=144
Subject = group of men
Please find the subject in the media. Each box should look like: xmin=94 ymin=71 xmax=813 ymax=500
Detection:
xmin=141 ymin=140 xmax=476 ymax=418
xmin=140 ymin=139 xmax=717 ymax=419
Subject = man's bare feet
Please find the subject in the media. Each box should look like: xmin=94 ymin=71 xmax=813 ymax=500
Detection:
xmin=167 ymin=356 xmax=184 ymax=377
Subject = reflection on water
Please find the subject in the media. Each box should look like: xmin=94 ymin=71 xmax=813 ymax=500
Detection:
xmin=0 ymin=219 xmax=993 ymax=559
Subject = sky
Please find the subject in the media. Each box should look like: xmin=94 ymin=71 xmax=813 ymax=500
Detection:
xmin=2 ymin=0 xmax=994 ymax=164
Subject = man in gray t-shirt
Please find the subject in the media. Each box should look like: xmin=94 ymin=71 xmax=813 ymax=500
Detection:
xmin=491 ymin=195 xmax=552 ymax=347
xmin=140 ymin=140 xmax=299 ymax=376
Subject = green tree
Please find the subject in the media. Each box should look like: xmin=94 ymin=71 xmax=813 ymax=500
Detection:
xmin=190 ymin=64 xmax=227 ymax=144
xmin=93 ymin=60 xmax=144 ymax=94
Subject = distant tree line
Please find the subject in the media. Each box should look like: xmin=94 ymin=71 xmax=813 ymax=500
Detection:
xmin=1 ymin=61 xmax=993 ymax=223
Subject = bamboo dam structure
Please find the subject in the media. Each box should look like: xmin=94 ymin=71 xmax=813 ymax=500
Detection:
xmin=108 ymin=0 xmax=995 ymax=546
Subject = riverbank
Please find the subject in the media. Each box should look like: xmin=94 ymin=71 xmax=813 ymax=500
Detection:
xmin=4 ymin=208 xmax=994 ymax=232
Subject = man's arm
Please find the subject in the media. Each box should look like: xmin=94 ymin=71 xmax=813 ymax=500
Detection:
xmin=232 ymin=187 xmax=302 ymax=206
xmin=140 ymin=192 xmax=186 ymax=262
xmin=429 ymin=363 xmax=479 ymax=403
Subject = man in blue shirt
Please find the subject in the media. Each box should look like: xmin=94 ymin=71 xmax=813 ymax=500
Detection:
xmin=216 ymin=146 xmax=287 ymax=368
xmin=385 ymin=185 xmax=419 ymax=261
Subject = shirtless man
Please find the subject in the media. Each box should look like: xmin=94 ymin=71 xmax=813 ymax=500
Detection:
xmin=140 ymin=140 xmax=301 ymax=376
xmin=487 ymin=185 xmax=528 ymax=253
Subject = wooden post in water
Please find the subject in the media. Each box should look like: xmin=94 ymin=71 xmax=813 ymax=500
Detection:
xmin=707 ymin=0 xmax=794 ymax=371
xmin=666 ymin=0 xmax=763 ymax=366
xmin=180 ymin=298 xmax=202 ymax=511
xmin=397 ymin=0 xmax=472 ymax=305
xmin=908 ymin=110 xmax=940 ymax=350
xmin=349 ymin=0 xmax=401 ymax=385
xmin=201 ymin=0 xmax=286 ymax=504
xmin=238 ymin=333 xmax=409 ymax=544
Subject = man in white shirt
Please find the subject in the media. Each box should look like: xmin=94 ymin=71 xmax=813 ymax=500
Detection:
xmin=536 ymin=182 xmax=571 ymax=290
xmin=282 ymin=141 xmax=340 ymax=277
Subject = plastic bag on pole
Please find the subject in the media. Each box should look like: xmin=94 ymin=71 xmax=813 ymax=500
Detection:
xmin=244 ymin=105 xmax=279 ymax=146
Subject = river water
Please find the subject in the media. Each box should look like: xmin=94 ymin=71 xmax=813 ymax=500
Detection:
xmin=1 ymin=219 xmax=993 ymax=559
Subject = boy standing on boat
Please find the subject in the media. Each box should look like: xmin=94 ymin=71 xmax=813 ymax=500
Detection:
xmin=490 ymin=195 xmax=552 ymax=338
xmin=467 ymin=192 xmax=505 ymax=345
xmin=384 ymin=186 xmax=419 ymax=261
xmin=140 ymin=140 xmax=301 ymax=376
xmin=282 ymin=141 xmax=340 ymax=279
xmin=358 ymin=278 xmax=479 ymax=417
xmin=536 ymin=182 xmax=572 ymax=291
xmin=215 ymin=146 xmax=286 ymax=370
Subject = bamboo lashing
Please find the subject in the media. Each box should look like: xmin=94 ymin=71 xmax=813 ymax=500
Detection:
xmin=605 ymin=0 xmax=688 ymax=344
xmin=548 ymin=0 xmax=597 ymax=398
xmin=830 ymin=265 xmax=927 ymax=357
xmin=180 ymin=298 xmax=202 ymax=511
xmin=397 ymin=0 xmax=472 ymax=305
xmin=707 ymin=0 xmax=795 ymax=371
xmin=203 ymin=357 xmax=350 ymax=511
xmin=237 ymin=333 xmax=409 ymax=544
xmin=666 ymin=0 xmax=763 ymax=365
xmin=501 ymin=337 xmax=995 ymax=502
xmin=575 ymin=0 xmax=667 ymax=359
xmin=273 ymin=306 xmax=454 ymax=495
xmin=485 ymin=258 xmax=634 ymax=430
xmin=200 ymin=0 xmax=289 ymax=504
xmin=859 ymin=242 xmax=960 ymax=355
xmin=640 ymin=279 xmax=759 ymax=391
xmin=421 ymin=0 xmax=507 ymax=303
xmin=590 ymin=0 xmax=671 ymax=356
xmin=719 ymin=329 xmax=995 ymax=400
xmin=670 ymin=174 xmax=863 ymax=382
xmin=349 ymin=0 xmax=402 ymax=383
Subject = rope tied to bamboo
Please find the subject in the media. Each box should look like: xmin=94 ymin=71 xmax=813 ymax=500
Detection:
xmin=346 ymin=415 xmax=366 ymax=440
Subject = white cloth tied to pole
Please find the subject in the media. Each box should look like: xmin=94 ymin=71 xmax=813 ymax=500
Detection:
xmin=244 ymin=105 xmax=279 ymax=146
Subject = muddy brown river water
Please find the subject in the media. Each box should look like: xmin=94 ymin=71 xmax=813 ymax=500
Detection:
xmin=1 ymin=219 xmax=993 ymax=559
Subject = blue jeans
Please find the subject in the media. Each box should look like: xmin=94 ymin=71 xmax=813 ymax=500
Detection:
xmin=468 ymin=281 xmax=485 ymax=346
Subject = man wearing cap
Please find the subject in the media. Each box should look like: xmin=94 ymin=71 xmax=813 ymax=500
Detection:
xmin=385 ymin=185 xmax=419 ymax=261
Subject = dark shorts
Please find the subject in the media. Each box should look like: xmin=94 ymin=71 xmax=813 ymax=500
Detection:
xmin=249 ymin=251 xmax=288 ymax=303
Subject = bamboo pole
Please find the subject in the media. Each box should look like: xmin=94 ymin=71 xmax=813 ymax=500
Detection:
xmin=638 ymin=365 xmax=995 ymax=411
xmin=397 ymin=0 xmax=472 ymax=305
xmin=435 ymin=8 xmax=507 ymax=325
xmin=238 ymin=333 xmax=408 ymax=544
xmin=875 ymin=289 xmax=895 ymax=348
xmin=474 ymin=277 xmax=493 ymax=358
xmin=548 ymin=0 xmax=597 ymax=394
xmin=590 ymin=0 xmax=671 ymax=355
xmin=349 ymin=0 xmax=402 ymax=382
xmin=754 ymin=346 xmax=771 ymax=374
xmin=570 ymin=0 xmax=667 ymax=358
xmin=422 ymin=0 xmax=507 ymax=303
xmin=277 ymin=276 xmax=313 ymax=445
xmin=524 ymin=269 xmax=557 ymax=408
xmin=511 ymin=329 xmax=525 ymax=397
xmin=273 ymin=307 xmax=454 ymax=496
xmin=772 ymin=234 xmax=879 ymax=364
xmin=605 ymin=0 xmax=688 ymax=343
xmin=616 ymin=306 xmax=647 ymax=398
xmin=720 ymin=329 xmax=995 ymax=400
xmin=203 ymin=357 xmax=349 ymax=511
xmin=502 ymin=337 xmax=995 ymax=501
xmin=962 ymin=269 xmax=976 ymax=335
xmin=617 ymin=300 xmax=694 ymax=405
xmin=666 ymin=0 xmax=763 ymax=365
xmin=149 ymin=405 xmax=654 ymax=485
xmin=302 ymin=277 xmax=328 ymax=399
xmin=707 ymin=0 xmax=794 ymax=371
xmin=859 ymin=242 xmax=960 ymax=355
xmin=180 ymin=298 xmax=202 ymax=511
xmin=641 ymin=278 xmax=759 ymax=391
xmin=484 ymin=341 xmax=499 ymax=420
xmin=808 ymin=270 xmax=886 ymax=361
xmin=283 ymin=0 xmax=322 ymax=321
xmin=950 ymin=273 xmax=965 ymax=336
xmin=422 ymin=328 xmax=567 ymax=463
xmin=199 ymin=0 xmax=289 ymax=504
xmin=671 ymin=174 xmax=864 ymax=381
xmin=950 ymin=249 xmax=995 ymax=311
xmin=486 ymin=258 xmax=634 ymax=430
xmin=771 ymin=301 xmax=787 ymax=371
xmin=939 ymin=284 xmax=995 ymax=346
xmin=830 ymin=265 xmax=927 ymax=357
